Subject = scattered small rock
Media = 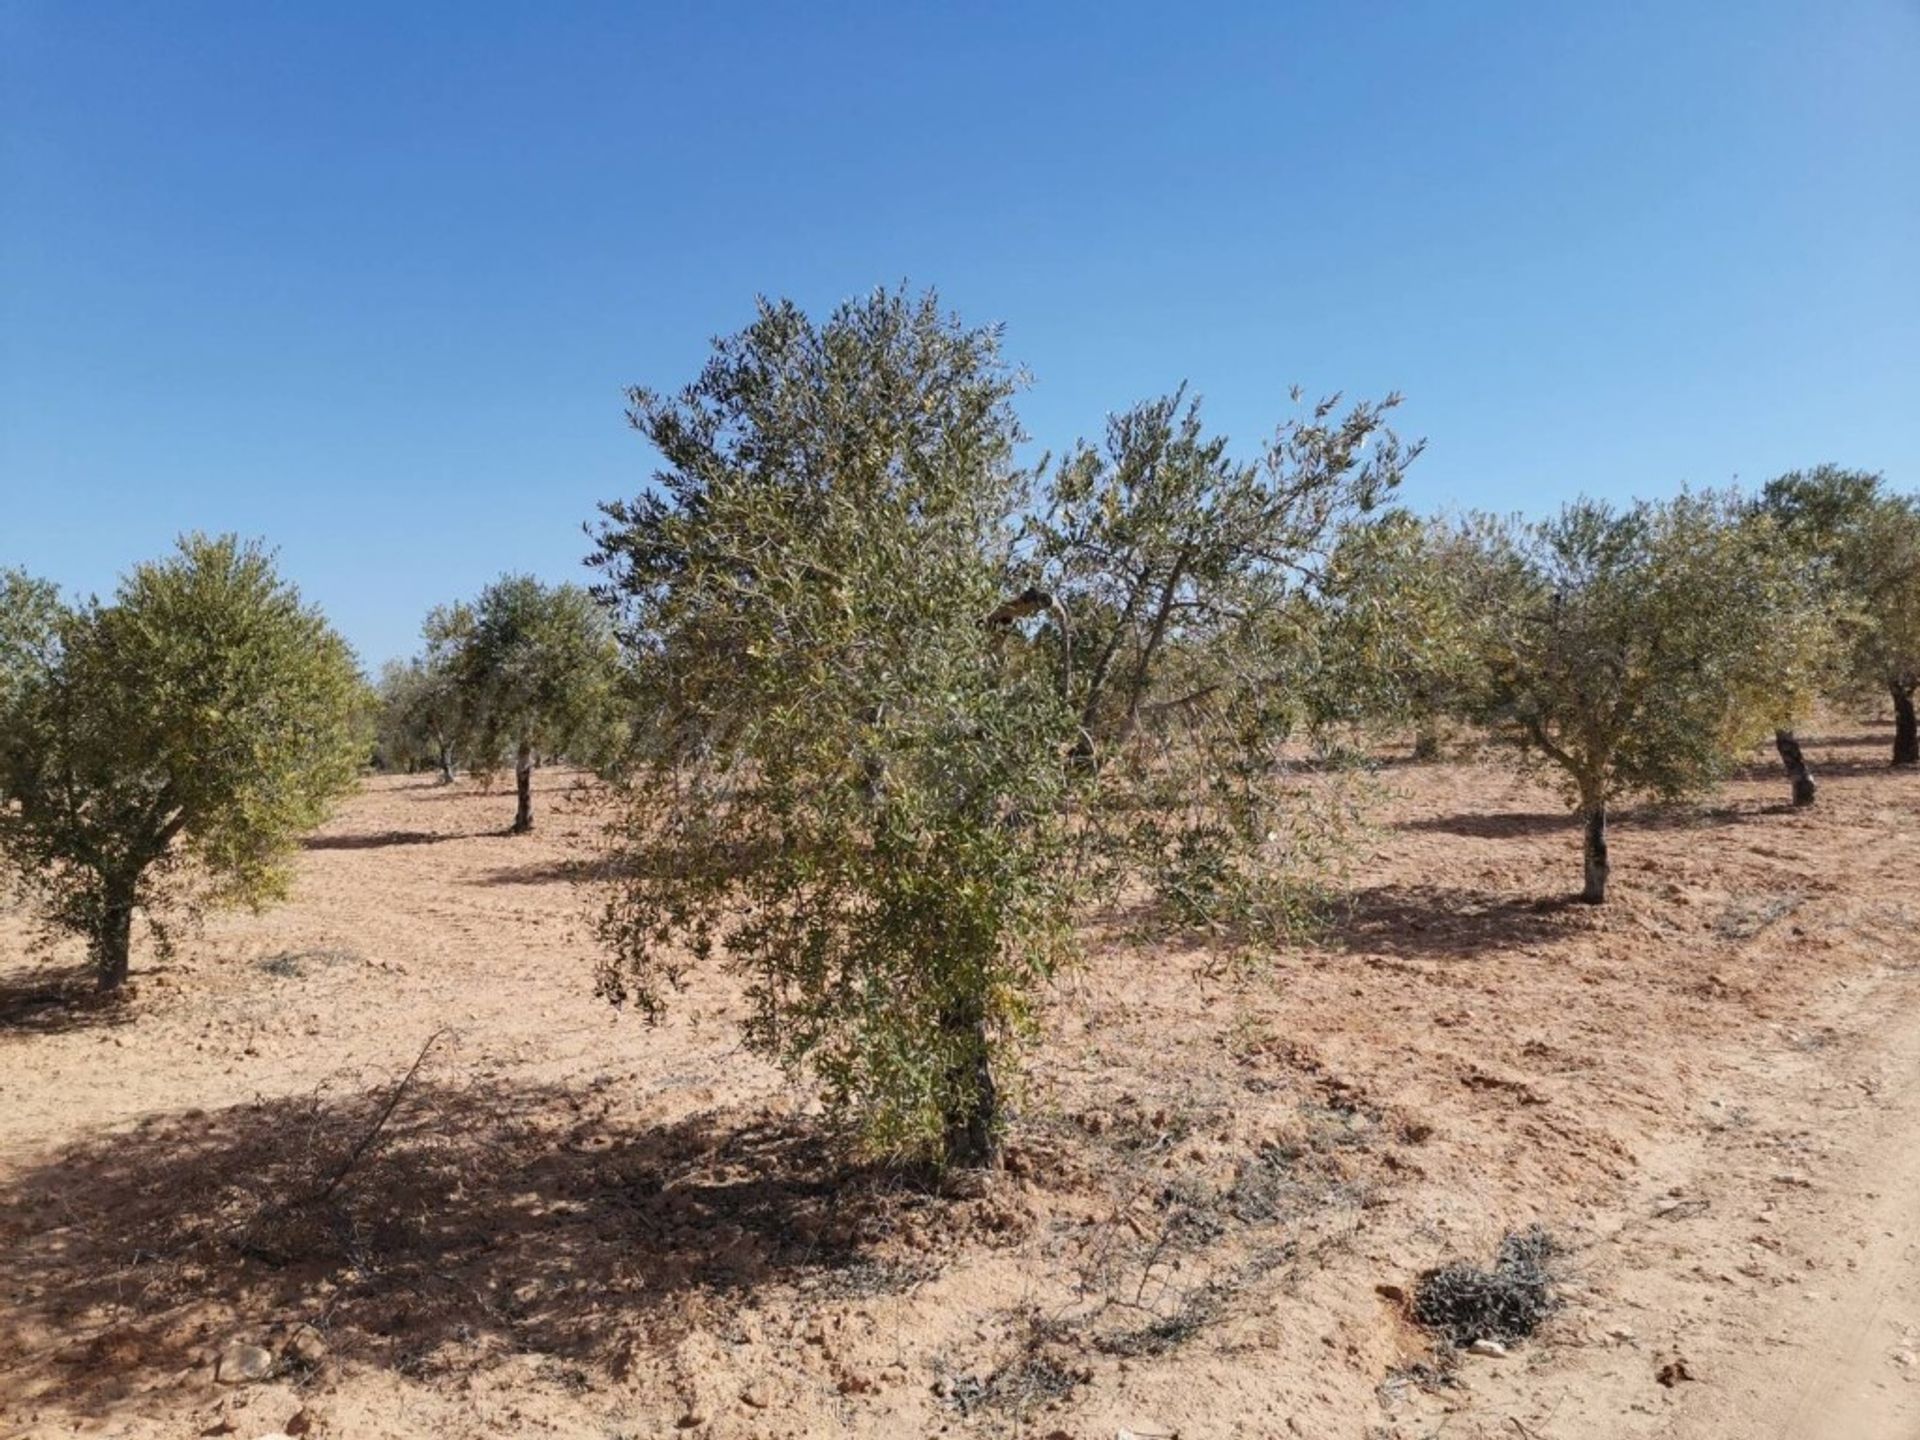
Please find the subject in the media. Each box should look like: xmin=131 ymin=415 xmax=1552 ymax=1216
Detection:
xmin=214 ymin=1343 xmax=274 ymax=1385
xmin=1656 ymin=1356 xmax=1697 ymax=1387
xmin=1467 ymin=1338 xmax=1509 ymax=1358
xmin=282 ymin=1326 xmax=327 ymax=1370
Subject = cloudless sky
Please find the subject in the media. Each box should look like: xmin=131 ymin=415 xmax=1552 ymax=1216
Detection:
xmin=4 ymin=1 xmax=1917 ymax=667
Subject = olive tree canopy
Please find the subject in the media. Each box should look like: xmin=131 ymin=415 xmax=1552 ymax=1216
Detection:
xmin=591 ymin=289 xmax=1078 ymax=1166
xmin=0 ymin=536 xmax=364 ymax=989
xmin=1463 ymin=495 xmax=1827 ymax=903
xmin=449 ymin=577 xmax=622 ymax=833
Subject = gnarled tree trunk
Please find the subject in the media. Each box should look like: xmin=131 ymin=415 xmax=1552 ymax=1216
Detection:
xmin=1774 ymin=728 xmax=1817 ymax=806
xmin=1579 ymin=803 xmax=1609 ymax=904
xmin=1894 ymin=685 xmax=1918 ymax=767
xmin=437 ymin=741 xmax=456 ymax=785
xmin=511 ymin=739 xmax=535 ymax=833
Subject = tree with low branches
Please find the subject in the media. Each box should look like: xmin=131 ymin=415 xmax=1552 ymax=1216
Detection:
xmin=1462 ymin=495 xmax=1828 ymax=903
xmin=451 ymin=576 xmax=621 ymax=833
xmin=0 ymin=537 xmax=364 ymax=990
xmin=590 ymin=290 xmax=1422 ymax=1165
xmin=591 ymin=289 xmax=1080 ymax=1167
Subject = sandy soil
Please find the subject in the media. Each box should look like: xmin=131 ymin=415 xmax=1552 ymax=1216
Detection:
xmin=2 ymin=729 xmax=1916 ymax=1439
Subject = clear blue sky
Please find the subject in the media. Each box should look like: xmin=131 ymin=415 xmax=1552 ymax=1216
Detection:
xmin=5 ymin=2 xmax=1916 ymax=668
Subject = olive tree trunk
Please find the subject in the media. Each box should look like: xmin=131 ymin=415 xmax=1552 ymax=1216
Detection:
xmin=1579 ymin=803 xmax=1609 ymax=904
xmin=92 ymin=874 xmax=138 ymax=991
xmin=437 ymin=742 xmax=456 ymax=785
xmin=511 ymin=739 xmax=535 ymax=833
xmin=1894 ymin=686 xmax=1918 ymax=767
xmin=939 ymin=1003 xmax=1000 ymax=1169
xmin=1774 ymin=728 xmax=1817 ymax=807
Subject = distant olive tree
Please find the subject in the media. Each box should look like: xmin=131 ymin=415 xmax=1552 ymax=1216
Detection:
xmin=452 ymin=576 xmax=622 ymax=833
xmin=1464 ymin=495 xmax=1827 ymax=903
xmin=1832 ymin=493 xmax=1920 ymax=766
xmin=591 ymin=289 xmax=1081 ymax=1167
xmin=375 ymin=603 xmax=473 ymax=781
xmin=1755 ymin=466 xmax=1914 ymax=785
xmin=1310 ymin=508 xmax=1516 ymax=759
xmin=0 ymin=537 xmax=364 ymax=990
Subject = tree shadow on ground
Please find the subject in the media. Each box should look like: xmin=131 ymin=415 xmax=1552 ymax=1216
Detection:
xmin=1324 ymin=884 xmax=1592 ymax=960
xmin=1800 ymin=728 xmax=1896 ymax=750
xmin=0 ymin=1079 xmax=934 ymax=1419
xmin=0 ymin=961 xmax=131 ymax=1037
xmin=1396 ymin=802 xmax=1759 ymax=841
xmin=302 ymin=830 xmax=464 ymax=851
xmin=473 ymin=857 xmax=617 ymax=888
xmin=1752 ymin=755 xmax=1919 ymax=780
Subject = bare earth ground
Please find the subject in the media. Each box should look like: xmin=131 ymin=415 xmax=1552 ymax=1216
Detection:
xmin=2 ymin=729 xmax=1916 ymax=1440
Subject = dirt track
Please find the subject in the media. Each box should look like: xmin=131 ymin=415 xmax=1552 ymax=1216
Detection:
xmin=2 ymin=730 xmax=1916 ymax=1438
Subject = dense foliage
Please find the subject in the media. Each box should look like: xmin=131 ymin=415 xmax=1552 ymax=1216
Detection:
xmin=589 ymin=290 xmax=1420 ymax=1163
xmin=1759 ymin=466 xmax=1920 ymax=766
xmin=1028 ymin=386 xmax=1416 ymax=932
xmin=0 ymin=537 xmax=364 ymax=988
xmin=591 ymin=289 xmax=1077 ymax=1164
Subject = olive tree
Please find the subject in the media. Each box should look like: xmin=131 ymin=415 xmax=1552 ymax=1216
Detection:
xmin=0 ymin=537 xmax=364 ymax=990
xmin=1026 ymin=387 xmax=1416 ymax=929
xmin=1465 ymin=495 xmax=1826 ymax=903
xmin=1836 ymin=493 xmax=1920 ymax=765
xmin=375 ymin=604 xmax=472 ymax=781
xmin=1756 ymin=466 xmax=1916 ymax=783
xmin=452 ymin=576 xmax=621 ymax=833
xmin=1310 ymin=509 xmax=1514 ymax=759
xmin=591 ymin=289 xmax=1080 ymax=1166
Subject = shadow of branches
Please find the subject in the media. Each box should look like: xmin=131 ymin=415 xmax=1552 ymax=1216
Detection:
xmin=0 ymin=962 xmax=130 ymax=1037
xmin=301 ymin=830 xmax=465 ymax=851
xmin=1325 ymin=884 xmax=1590 ymax=960
xmin=0 ymin=1077 xmax=929 ymax=1417
xmin=1396 ymin=801 xmax=1760 ymax=841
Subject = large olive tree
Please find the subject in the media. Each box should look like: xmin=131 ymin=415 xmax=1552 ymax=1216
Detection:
xmin=1465 ymin=495 xmax=1826 ymax=903
xmin=0 ymin=537 xmax=364 ymax=990
xmin=591 ymin=289 xmax=1080 ymax=1166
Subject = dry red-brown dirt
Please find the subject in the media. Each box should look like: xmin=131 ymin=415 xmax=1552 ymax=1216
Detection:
xmin=3 ymin=728 xmax=1917 ymax=1439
